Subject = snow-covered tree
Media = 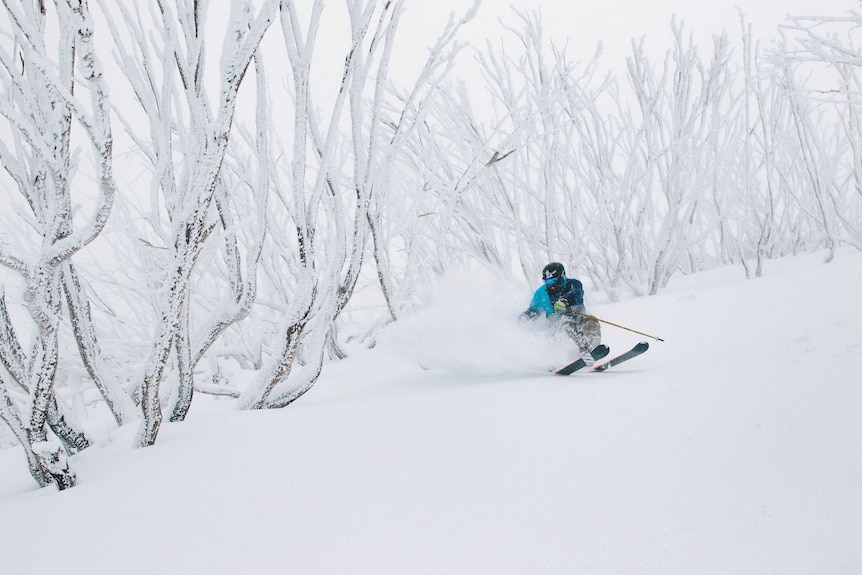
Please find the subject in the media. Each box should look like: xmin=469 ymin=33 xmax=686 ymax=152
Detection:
xmin=0 ymin=0 xmax=119 ymax=488
xmin=237 ymin=0 xmax=478 ymax=408
xmin=782 ymin=11 xmax=862 ymax=250
xmin=97 ymin=0 xmax=278 ymax=446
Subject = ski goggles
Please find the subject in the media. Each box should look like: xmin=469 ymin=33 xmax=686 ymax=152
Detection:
xmin=544 ymin=277 xmax=560 ymax=286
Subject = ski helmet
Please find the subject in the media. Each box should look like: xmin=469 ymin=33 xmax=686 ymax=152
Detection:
xmin=542 ymin=262 xmax=566 ymax=281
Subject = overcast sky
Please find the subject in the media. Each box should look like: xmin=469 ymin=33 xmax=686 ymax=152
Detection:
xmin=383 ymin=0 xmax=856 ymax=83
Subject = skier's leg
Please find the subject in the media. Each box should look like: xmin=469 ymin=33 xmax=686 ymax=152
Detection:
xmin=569 ymin=315 xmax=601 ymax=355
xmin=564 ymin=316 xmax=588 ymax=355
xmin=580 ymin=315 xmax=602 ymax=351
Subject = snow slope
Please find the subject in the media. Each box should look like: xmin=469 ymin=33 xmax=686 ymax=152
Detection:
xmin=2 ymin=250 xmax=861 ymax=574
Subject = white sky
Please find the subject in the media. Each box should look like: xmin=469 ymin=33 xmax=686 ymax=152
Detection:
xmin=384 ymin=0 xmax=856 ymax=83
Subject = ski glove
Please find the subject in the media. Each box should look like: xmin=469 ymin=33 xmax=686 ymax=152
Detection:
xmin=553 ymin=299 xmax=568 ymax=313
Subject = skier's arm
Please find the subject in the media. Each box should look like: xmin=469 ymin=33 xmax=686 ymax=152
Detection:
xmin=562 ymin=280 xmax=585 ymax=307
xmin=523 ymin=287 xmax=554 ymax=318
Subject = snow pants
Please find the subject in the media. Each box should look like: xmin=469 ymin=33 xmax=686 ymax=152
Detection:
xmin=563 ymin=311 xmax=602 ymax=355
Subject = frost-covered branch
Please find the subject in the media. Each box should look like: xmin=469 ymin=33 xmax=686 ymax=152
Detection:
xmin=0 ymin=0 xmax=126 ymax=489
xmin=95 ymin=0 xmax=278 ymax=445
xmin=237 ymin=0 xmax=477 ymax=409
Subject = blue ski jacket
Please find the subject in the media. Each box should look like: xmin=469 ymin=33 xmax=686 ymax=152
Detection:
xmin=522 ymin=277 xmax=585 ymax=319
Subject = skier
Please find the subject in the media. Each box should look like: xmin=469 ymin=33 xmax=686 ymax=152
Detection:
xmin=522 ymin=262 xmax=602 ymax=356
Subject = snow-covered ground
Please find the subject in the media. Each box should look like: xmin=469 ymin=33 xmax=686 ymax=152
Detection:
xmin=2 ymin=250 xmax=861 ymax=574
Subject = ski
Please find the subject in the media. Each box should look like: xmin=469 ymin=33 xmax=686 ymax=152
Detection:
xmin=591 ymin=341 xmax=649 ymax=372
xmin=553 ymin=344 xmax=610 ymax=376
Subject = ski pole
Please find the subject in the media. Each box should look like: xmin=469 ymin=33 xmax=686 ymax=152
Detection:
xmin=565 ymin=309 xmax=665 ymax=342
